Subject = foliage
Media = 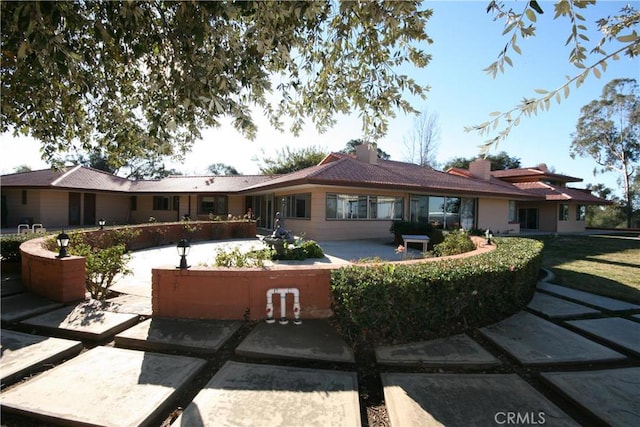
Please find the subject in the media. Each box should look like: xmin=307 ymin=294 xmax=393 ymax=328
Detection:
xmin=330 ymin=237 xmax=543 ymax=346
xmin=341 ymin=139 xmax=391 ymax=160
xmin=50 ymin=229 xmax=140 ymax=299
xmin=403 ymin=107 xmax=440 ymax=167
xmin=207 ymin=163 xmax=241 ymax=176
xmin=299 ymin=240 xmax=325 ymax=259
xmin=467 ymin=1 xmax=640 ymax=151
xmin=255 ymin=145 xmax=329 ymax=174
xmin=0 ymin=233 xmax=41 ymax=263
xmin=570 ymin=78 xmax=639 ymax=228
xmin=389 ymin=220 xmax=444 ymax=247
xmin=214 ymin=239 xmax=324 ymax=265
xmin=432 ymin=229 xmax=476 ymax=257
xmin=70 ymin=242 xmax=131 ymax=300
xmin=214 ymin=246 xmax=268 ymax=268
xmin=443 ymin=151 xmax=521 ymax=171
xmin=1 ymin=1 xmax=432 ymax=170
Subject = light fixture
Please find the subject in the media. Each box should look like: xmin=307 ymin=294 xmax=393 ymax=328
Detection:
xmin=98 ymin=218 xmax=106 ymax=230
xmin=485 ymin=229 xmax=493 ymax=245
xmin=56 ymin=230 xmax=70 ymax=258
xmin=177 ymin=238 xmax=191 ymax=269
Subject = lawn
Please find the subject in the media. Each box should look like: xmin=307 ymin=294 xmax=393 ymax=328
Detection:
xmin=534 ymin=233 xmax=640 ymax=304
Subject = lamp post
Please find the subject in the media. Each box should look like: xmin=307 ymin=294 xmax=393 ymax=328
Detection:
xmin=98 ymin=218 xmax=106 ymax=230
xmin=56 ymin=230 xmax=70 ymax=258
xmin=177 ymin=238 xmax=191 ymax=269
xmin=485 ymin=229 xmax=493 ymax=245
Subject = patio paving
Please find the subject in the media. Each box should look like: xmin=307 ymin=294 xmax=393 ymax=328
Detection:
xmin=537 ymin=282 xmax=640 ymax=312
xmin=374 ymin=333 xmax=501 ymax=369
xmin=479 ymin=311 xmax=627 ymax=366
xmin=175 ymin=361 xmax=361 ymax=427
xmin=565 ymin=317 xmax=640 ymax=356
xmin=527 ymin=292 xmax=601 ymax=319
xmin=0 ymin=346 xmax=205 ymax=426
xmin=235 ymin=319 xmax=355 ymax=363
xmin=115 ymin=317 xmax=242 ymax=353
xmin=102 ymin=293 xmax=152 ymax=316
xmin=19 ymin=302 xmax=139 ymax=341
xmin=382 ymin=373 xmax=578 ymax=426
xmin=0 ymin=329 xmax=83 ymax=385
xmin=0 ymin=293 xmax=63 ymax=324
xmin=541 ymin=367 xmax=640 ymax=427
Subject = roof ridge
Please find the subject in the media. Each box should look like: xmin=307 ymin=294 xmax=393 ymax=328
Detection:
xmin=50 ymin=164 xmax=81 ymax=186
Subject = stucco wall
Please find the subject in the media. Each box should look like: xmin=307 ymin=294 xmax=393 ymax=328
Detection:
xmin=557 ymin=203 xmax=587 ymax=233
xmin=476 ymin=198 xmax=519 ymax=234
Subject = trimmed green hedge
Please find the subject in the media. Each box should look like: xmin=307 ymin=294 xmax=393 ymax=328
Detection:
xmin=330 ymin=237 xmax=543 ymax=345
xmin=0 ymin=233 xmax=47 ymax=263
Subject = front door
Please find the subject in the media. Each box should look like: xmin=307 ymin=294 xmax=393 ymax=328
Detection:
xmin=84 ymin=193 xmax=96 ymax=226
xmin=69 ymin=192 xmax=81 ymax=226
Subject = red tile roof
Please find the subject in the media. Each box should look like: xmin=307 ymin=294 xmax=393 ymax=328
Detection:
xmin=492 ymin=167 xmax=582 ymax=183
xmin=513 ymin=182 xmax=611 ymax=204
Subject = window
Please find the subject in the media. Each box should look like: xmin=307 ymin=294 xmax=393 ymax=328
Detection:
xmin=153 ymin=196 xmax=173 ymax=211
xmin=130 ymin=196 xmax=137 ymax=211
xmin=576 ymin=205 xmax=586 ymax=221
xmin=326 ymin=194 xmax=403 ymax=220
xmin=21 ymin=190 xmax=27 ymax=205
xmin=281 ymin=194 xmax=311 ymax=219
xmin=559 ymin=204 xmax=569 ymax=221
xmin=198 ymin=195 xmax=228 ymax=215
xmin=508 ymin=201 xmax=517 ymax=223
xmin=410 ymin=195 xmax=466 ymax=229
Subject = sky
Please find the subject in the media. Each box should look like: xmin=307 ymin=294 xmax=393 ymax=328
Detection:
xmin=1 ymin=1 xmax=639 ymax=197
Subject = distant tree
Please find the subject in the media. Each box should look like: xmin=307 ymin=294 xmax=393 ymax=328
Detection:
xmin=585 ymin=183 xmax=628 ymax=228
xmin=468 ymin=1 xmax=640 ymax=151
xmin=403 ymin=108 xmax=440 ymax=167
xmin=443 ymin=151 xmax=521 ymax=171
xmin=255 ymin=145 xmax=328 ymax=175
xmin=126 ymin=157 xmax=183 ymax=180
xmin=342 ymin=139 xmax=391 ymax=160
xmin=207 ymin=163 xmax=241 ymax=176
xmin=1 ymin=1 xmax=432 ymax=169
xmin=570 ymin=78 xmax=639 ymax=228
xmin=69 ymin=152 xmax=117 ymax=174
xmin=13 ymin=165 xmax=32 ymax=173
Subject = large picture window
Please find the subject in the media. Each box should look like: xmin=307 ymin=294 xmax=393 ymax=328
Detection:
xmin=281 ymin=194 xmax=311 ymax=219
xmin=326 ymin=194 xmax=403 ymax=220
xmin=198 ymin=195 xmax=228 ymax=215
xmin=410 ymin=195 xmax=472 ymax=229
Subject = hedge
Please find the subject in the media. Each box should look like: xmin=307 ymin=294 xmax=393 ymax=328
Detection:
xmin=330 ymin=237 xmax=543 ymax=345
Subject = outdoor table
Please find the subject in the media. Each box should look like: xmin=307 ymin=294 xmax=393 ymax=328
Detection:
xmin=401 ymin=234 xmax=430 ymax=257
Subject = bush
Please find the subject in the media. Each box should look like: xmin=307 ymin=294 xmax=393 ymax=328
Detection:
xmin=0 ymin=233 xmax=41 ymax=263
xmin=432 ymin=229 xmax=476 ymax=257
xmin=300 ymin=240 xmax=324 ymax=258
xmin=71 ymin=242 xmax=131 ymax=300
xmin=330 ymin=237 xmax=543 ymax=346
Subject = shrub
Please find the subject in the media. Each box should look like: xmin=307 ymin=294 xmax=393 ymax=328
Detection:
xmin=432 ymin=229 xmax=476 ymax=256
xmin=300 ymin=240 xmax=324 ymax=258
xmin=71 ymin=242 xmax=131 ymax=300
xmin=214 ymin=247 xmax=267 ymax=267
xmin=1 ymin=233 xmax=42 ymax=263
xmin=330 ymin=237 xmax=543 ymax=346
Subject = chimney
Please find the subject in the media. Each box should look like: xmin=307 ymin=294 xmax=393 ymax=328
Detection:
xmin=469 ymin=158 xmax=491 ymax=180
xmin=355 ymin=143 xmax=378 ymax=165
xmin=537 ymin=163 xmax=548 ymax=172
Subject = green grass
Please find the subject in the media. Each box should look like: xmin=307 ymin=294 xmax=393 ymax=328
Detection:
xmin=534 ymin=233 xmax=640 ymax=304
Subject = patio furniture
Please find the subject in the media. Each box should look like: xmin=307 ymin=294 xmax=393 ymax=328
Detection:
xmin=401 ymin=234 xmax=430 ymax=257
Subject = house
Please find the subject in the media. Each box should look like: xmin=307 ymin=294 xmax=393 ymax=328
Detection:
xmin=1 ymin=144 xmax=609 ymax=238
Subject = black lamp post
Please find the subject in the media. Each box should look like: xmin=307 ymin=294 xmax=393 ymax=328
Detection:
xmin=485 ymin=229 xmax=493 ymax=245
xmin=98 ymin=218 xmax=106 ymax=230
xmin=177 ymin=238 xmax=191 ymax=269
xmin=56 ymin=230 xmax=70 ymax=258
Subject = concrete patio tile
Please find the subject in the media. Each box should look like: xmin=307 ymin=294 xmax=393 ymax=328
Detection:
xmin=115 ymin=317 xmax=242 ymax=353
xmin=0 ymin=276 xmax=24 ymax=297
xmin=235 ymin=319 xmax=355 ymax=363
xmin=382 ymin=372 xmax=578 ymax=426
xmin=479 ymin=311 xmax=626 ymax=366
xmin=0 ymin=293 xmax=64 ymax=324
xmin=541 ymin=368 xmax=640 ymax=427
xmin=527 ymin=292 xmax=601 ymax=319
xmin=175 ymin=361 xmax=361 ymax=427
xmin=0 ymin=329 xmax=83 ymax=385
xmin=103 ymin=293 xmax=152 ymax=316
xmin=375 ymin=333 xmax=501 ymax=369
xmin=19 ymin=302 xmax=139 ymax=341
xmin=566 ymin=317 xmax=640 ymax=356
xmin=537 ymin=282 xmax=640 ymax=312
xmin=0 ymin=346 xmax=206 ymax=427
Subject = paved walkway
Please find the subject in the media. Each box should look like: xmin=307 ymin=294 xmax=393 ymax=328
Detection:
xmin=1 ymin=243 xmax=640 ymax=426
